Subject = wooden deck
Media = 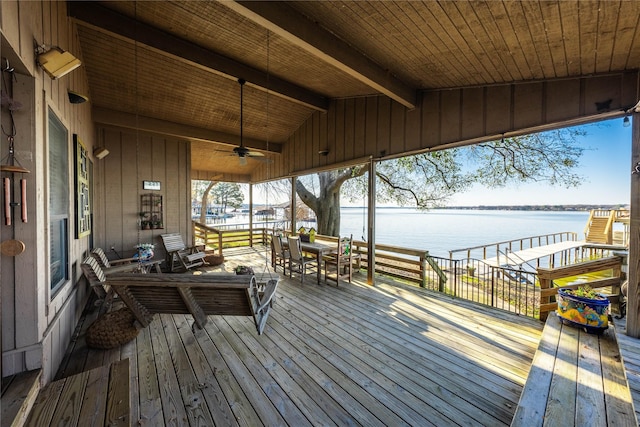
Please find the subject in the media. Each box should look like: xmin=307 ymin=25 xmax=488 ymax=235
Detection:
xmin=613 ymin=315 xmax=640 ymax=423
xmin=483 ymin=240 xmax=586 ymax=267
xmin=56 ymin=246 xmax=545 ymax=426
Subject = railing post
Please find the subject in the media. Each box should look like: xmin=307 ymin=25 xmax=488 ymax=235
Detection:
xmin=539 ymin=274 xmax=551 ymax=321
xmin=218 ymin=231 xmax=223 ymax=256
xmin=420 ymin=254 xmax=427 ymax=288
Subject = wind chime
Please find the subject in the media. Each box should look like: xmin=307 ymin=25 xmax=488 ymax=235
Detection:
xmin=1 ymin=60 xmax=30 ymax=228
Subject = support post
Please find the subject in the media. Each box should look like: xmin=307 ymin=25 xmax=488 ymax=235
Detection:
xmin=628 ymin=112 xmax=640 ymax=336
xmin=367 ymin=157 xmax=376 ymax=285
xmin=290 ymin=177 xmax=297 ymax=235
xmin=249 ymin=184 xmax=254 ymax=247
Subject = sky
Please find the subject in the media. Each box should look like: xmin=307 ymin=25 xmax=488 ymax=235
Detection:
xmin=446 ymin=116 xmax=632 ymax=207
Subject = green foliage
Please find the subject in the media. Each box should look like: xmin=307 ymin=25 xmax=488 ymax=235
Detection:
xmin=212 ymin=182 xmax=244 ymax=210
xmin=565 ymin=285 xmax=606 ymax=300
xmin=341 ymin=128 xmax=586 ymax=209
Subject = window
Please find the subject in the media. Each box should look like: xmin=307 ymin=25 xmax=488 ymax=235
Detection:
xmin=49 ymin=110 xmax=69 ymax=293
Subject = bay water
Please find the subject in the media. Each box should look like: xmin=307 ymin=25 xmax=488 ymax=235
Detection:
xmin=339 ymin=208 xmax=591 ymax=258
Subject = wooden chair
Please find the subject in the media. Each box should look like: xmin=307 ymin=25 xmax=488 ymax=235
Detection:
xmin=91 ymin=247 xmax=162 ymax=274
xmin=324 ymin=234 xmax=353 ymax=286
xmin=160 ymin=233 xmax=208 ymax=272
xmin=271 ymin=233 xmax=290 ymax=274
xmin=287 ymin=235 xmax=317 ymax=283
xmin=80 ymin=256 xmax=113 ymax=304
xmin=92 ymin=247 xmax=135 ymax=268
xmin=106 ymin=273 xmax=278 ymax=334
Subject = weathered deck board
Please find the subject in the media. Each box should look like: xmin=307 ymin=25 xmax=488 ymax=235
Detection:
xmin=512 ymin=313 xmax=637 ymax=427
xmin=56 ymin=247 xmax=545 ymax=426
xmin=612 ymin=315 xmax=640 ymax=423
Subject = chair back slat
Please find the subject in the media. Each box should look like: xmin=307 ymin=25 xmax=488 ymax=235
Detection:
xmin=81 ymin=256 xmax=107 ymax=284
xmin=287 ymin=236 xmax=303 ymax=262
xmin=91 ymin=247 xmax=111 ymax=269
xmin=273 ymin=234 xmax=284 ymax=254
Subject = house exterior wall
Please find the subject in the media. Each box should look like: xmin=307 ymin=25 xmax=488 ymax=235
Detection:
xmin=92 ymin=127 xmax=192 ymax=264
xmin=1 ymin=1 xmax=94 ymax=382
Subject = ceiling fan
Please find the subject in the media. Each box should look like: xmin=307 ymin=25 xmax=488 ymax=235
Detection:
xmin=218 ymin=78 xmax=267 ymax=165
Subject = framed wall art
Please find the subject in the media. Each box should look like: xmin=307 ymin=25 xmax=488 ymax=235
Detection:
xmin=74 ymin=134 xmax=91 ymax=238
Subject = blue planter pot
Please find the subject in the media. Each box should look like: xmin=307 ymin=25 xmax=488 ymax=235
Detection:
xmin=557 ymin=287 xmax=609 ymax=333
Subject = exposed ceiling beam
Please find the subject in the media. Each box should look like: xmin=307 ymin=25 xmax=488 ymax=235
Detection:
xmin=222 ymin=1 xmax=416 ymax=109
xmin=93 ymin=107 xmax=282 ymax=153
xmin=68 ymin=2 xmax=328 ymax=112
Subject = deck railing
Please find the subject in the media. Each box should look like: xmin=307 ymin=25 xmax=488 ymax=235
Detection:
xmin=448 ymin=231 xmax=579 ymax=268
xmin=537 ymin=255 xmax=624 ymax=320
xmin=193 ymin=222 xmax=624 ymax=320
xmin=193 ymin=221 xmax=268 ymax=254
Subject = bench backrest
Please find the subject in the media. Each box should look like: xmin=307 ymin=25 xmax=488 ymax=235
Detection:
xmin=160 ymin=233 xmax=187 ymax=252
xmin=108 ymin=273 xmax=256 ymax=325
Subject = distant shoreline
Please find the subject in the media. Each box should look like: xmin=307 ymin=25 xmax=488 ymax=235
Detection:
xmin=435 ymin=204 xmax=628 ymax=211
xmin=342 ymin=204 xmax=629 ymax=212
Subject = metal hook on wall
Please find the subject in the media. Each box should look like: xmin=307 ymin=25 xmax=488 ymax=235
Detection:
xmin=632 ymin=162 xmax=640 ymax=175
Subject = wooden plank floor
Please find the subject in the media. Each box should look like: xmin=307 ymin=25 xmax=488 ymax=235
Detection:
xmin=57 ymin=246 xmax=544 ymax=426
xmin=612 ymin=315 xmax=640 ymax=423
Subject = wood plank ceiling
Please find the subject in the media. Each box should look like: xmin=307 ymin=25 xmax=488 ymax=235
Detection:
xmin=69 ymin=1 xmax=640 ymax=178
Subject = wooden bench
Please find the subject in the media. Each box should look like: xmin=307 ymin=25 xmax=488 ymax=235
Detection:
xmin=107 ymin=273 xmax=278 ymax=335
xmin=24 ymin=359 xmax=129 ymax=426
xmin=511 ymin=312 xmax=637 ymax=426
xmin=160 ymin=233 xmax=208 ymax=272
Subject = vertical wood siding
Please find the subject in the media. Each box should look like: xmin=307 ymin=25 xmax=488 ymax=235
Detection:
xmin=93 ymin=128 xmax=191 ymax=264
xmin=1 ymin=1 xmax=95 ymax=381
xmin=251 ymin=72 xmax=638 ymax=181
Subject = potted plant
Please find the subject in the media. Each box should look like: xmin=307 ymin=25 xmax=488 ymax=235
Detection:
xmin=235 ymin=265 xmax=254 ymax=275
xmin=557 ymin=285 xmax=609 ymax=333
xmin=134 ymin=243 xmax=155 ymax=261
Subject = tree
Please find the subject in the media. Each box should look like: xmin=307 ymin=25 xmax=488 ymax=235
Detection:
xmin=296 ymin=129 xmax=586 ymax=236
xmin=212 ymin=182 xmax=244 ymax=214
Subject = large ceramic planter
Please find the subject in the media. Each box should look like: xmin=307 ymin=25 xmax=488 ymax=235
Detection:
xmin=557 ymin=288 xmax=609 ymax=333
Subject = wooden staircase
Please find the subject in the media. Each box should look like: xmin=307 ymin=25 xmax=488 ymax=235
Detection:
xmin=584 ymin=208 xmax=629 ymax=245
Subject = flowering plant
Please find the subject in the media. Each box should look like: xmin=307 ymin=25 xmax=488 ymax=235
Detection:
xmin=134 ymin=243 xmax=155 ymax=250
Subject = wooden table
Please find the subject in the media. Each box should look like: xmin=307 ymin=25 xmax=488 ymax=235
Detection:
xmin=280 ymin=240 xmax=333 ymax=284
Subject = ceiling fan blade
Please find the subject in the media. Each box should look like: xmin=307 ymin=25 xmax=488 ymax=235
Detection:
xmin=246 ymin=151 xmax=265 ymax=157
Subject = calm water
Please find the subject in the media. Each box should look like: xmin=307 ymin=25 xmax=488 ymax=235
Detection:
xmin=339 ymin=208 xmax=591 ymax=258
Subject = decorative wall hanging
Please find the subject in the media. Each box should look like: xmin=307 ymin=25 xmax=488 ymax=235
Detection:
xmin=74 ymin=134 xmax=91 ymax=238
xmin=1 ymin=59 xmax=29 ymax=226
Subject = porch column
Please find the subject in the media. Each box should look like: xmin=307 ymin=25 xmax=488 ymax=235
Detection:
xmin=249 ymin=183 xmax=253 ymax=246
xmin=290 ymin=177 xmax=297 ymax=234
xmin=367 ymin=157 xmax=376 ymax=285
xmin=628 ymin=113 xmax=640 ymax=337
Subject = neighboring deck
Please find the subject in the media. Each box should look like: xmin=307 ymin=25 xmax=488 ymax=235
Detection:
xmin=483 ymin=240 xmax=586 ymax=267
xmin=55 ymin=246 xmax=544 ymax=426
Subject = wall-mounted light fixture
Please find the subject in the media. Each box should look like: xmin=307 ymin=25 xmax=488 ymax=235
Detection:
xmin=623 ymin=116 xmax=631 ymax=127
xmin=68 ymin=90 xmax=88 ymax=104
xmin=93 ymin=147 xmax=110 ymax=159
xmin=318 ymin=149 xmax=329 ymax=156
xmin=36 ymin=46 xmax=81 ymax=79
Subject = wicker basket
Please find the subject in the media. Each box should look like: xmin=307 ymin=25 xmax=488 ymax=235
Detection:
xmin=204 ymin=252 xmax=225 ymax=266
xmin=86 ymin=307 xmax=139 ymax=349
